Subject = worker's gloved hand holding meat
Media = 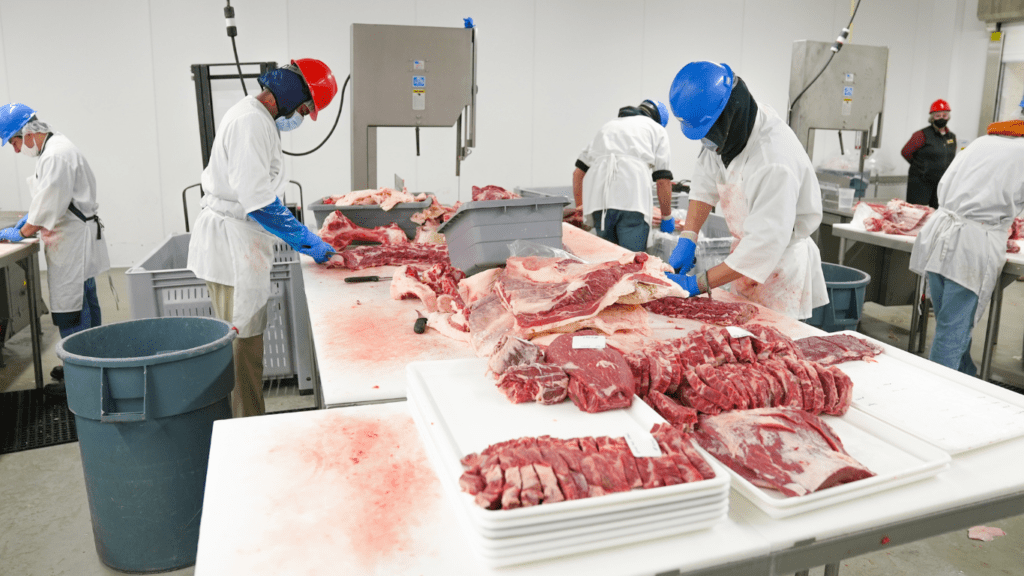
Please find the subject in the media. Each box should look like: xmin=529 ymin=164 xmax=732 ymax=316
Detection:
xmin=0 ymin=226 xmax=24 ymax=242
xmin=14 ymin=214 xmax=27 ymax=230
xmin=659 ymin=216 xmax=675 ymax=233
xmin=666 ymin=272 xmax=700 ymax=297
xmin=669 ymin=231 xmax=697 ymax=272
xmin=248 ymin=197 xmax=334 ymax=263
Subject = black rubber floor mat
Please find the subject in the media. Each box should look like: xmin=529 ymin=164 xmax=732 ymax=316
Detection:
xmin=0 ymin=388 xmax=78 ymax=454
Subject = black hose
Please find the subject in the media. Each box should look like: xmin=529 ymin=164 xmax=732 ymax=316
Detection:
xmin=284 ymin=74 xmax=349 ymax=157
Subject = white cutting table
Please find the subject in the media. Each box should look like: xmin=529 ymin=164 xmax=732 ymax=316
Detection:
xmin=302 ymin=224 xmax=817 ymax=408
xmin=831 ymin=222 xmax=1024 ymax=381
xmin=0 ymin=238 xmax=45 ymax=388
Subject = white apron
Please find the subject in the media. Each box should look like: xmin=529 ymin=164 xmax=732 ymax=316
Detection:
xmin=31 ymin=175 xmax=110 ymax=313
xmin=717 ymin=172 xmax=827 ymax=319
xmin=188 ymin=208 xmax=275 ymax=337
xmin=583 ymin=153 xmax=654 ymax=225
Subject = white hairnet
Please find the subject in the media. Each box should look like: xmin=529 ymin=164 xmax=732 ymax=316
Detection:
xmin=17 ymin=117 xmax=50 ymax=137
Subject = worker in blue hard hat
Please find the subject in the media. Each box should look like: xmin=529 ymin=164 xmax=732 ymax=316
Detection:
xmin=664 ymin=62 xmax=828 ymax=319
xmin=187 ymin=59 xmax=338 ymax=417
xmin=909 ymin=96 xmax=1024 ymax=376
xmin=572 ymin=99 xmax=674 ymax=252
xmin=0 ymin=103 xmax=111 ymax=384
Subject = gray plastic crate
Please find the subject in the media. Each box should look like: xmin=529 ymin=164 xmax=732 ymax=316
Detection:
xmin=437 ymin=196 xmax=570 ymax=276
xmin=308 ymin=195 xmax=433 ymax=238
xmin=125 ymin=234 xmax=315 ymax=391
xmin=515 ymin=186 xmax=575 ymax=208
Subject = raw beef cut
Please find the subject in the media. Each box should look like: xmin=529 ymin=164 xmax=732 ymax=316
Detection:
xmin=318 ymin=210 xmax=409 ymax=249
xmin=694 ymin=407 xmax=875 ymax=497
xmin=323 ymin=186 xmax=428 ymax=210
xmin=643 ymin=297 xmax=759 ymax=325
xmin=390 ymin=262 xmax=467 ymax=314
xmin=323 ymin=243 xmax=450 ymax=270
xmin=861 ymin=199 xmax=934 ymax=236
xmin=411 ymin=195 xmax=460 ymax=225
xmin=494 ymin=363 xmax=569 ymax=405
xmin=644 ymin=390 xmax=699 ymax=431
xmin=487 ymin=335 xmax=545 ymax=376
xmin=544 ymin=330 xmax=635 ymax=413
xmin=795 ymin=334 xmax=884 ymax=366
xmin=471 ymin=185 xmax=520 ymax=201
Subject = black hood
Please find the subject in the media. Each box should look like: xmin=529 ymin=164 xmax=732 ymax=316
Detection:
xmin=703 ymin=77 xmax=758 ymax=168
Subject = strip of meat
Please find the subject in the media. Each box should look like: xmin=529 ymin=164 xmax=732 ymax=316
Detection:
xmin=643 ymin=297 xmax=759 ymax=325
xmin=825 ymin=365 xmax=854 ymax=416
xmin=645 ymin=390 xmax=700 ymax=431
xmin=761 ymin=359 xmax=803 ymax=408
xmin=598 ymin=437 xmax=642 ymax=490
xmin=695 ymin=364 xmax=746 ymax=409
xmin=682 ymin=368 xmax=729 ymax=413
xmin=702 ymin=326 xmax=736 ymax=364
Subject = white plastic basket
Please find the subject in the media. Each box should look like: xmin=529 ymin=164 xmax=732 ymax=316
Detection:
xmin=125 ymin=234 xmax=315 ymax=392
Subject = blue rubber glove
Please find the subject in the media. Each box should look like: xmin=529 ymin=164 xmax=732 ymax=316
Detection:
xmin=0 ymin=227 xmax=24 ymax=242
xmin=659 ymin=216 xmax=675 ymax=233
xmin=666 ymin=273 xmax=700 ymax=297
xmin=15 ymin=215 xmax=28 ymax=230
xmin=249 ymin=198 xmax=335 ymax=264
xmin=669 ymin=233 xmax=697 ymax=273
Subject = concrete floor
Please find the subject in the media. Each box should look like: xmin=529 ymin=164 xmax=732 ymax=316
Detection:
xmin=0 ymin=269 xmax=1021 ymax=575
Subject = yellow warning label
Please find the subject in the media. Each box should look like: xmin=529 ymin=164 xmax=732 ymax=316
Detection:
xmin=992 ymin=31 xmax=1002 ymax=42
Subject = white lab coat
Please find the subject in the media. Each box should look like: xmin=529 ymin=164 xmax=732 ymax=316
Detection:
xmin=689 ymin=105 xmax=828 ymax=319
xmin=578 ymin=116 xmax=672 ymax=226
xmin=910 ymin=134 xmax=1024 ymax=324
xmin=26 ymin=132 xmax=110 ymax=312
xmin=187 ymin=96 xmax=284 ymax=337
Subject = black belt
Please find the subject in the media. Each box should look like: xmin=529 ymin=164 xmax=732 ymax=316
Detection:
xmin=68 ymin=202 xmax=103 ymax=240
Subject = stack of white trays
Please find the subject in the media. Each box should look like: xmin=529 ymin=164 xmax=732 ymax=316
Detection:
xmin=406 ymin=359 xmax=731 ymax=568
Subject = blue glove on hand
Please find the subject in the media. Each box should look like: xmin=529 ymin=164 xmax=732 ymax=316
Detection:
xmin=15 ymin=215 xmax=28 ymax=230
xmin=659 ymin=216 xmax=675 ymax=233
xmin=669 ymin=234 xmax=697 ymax=273
xmin=249 ymin=198 xmax=336 ymax=264
xmin=666 ymin=273 xmax=700 ymax=297
xmin=0 ymin=227 xmax=24 ymax=242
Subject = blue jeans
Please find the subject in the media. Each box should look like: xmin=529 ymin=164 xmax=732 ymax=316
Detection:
xmin=593 ymin=209 xmax=649 ymax=252
xmin=927 ymin=272 xmax=978 ymax=377
xmin=52 ymin=277 xmax=103 ymax=339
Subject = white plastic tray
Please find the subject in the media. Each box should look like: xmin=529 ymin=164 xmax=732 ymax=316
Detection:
xmin=714 ymin=407 xmax=950 ymax=518
xmin=406 ymin=359 xmax=730 ymax=532
xmin=830 ymin=330 xmax=1024 ymax=454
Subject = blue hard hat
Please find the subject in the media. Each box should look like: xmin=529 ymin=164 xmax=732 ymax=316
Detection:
xmin=1019 ymin=93 xmax=1024 ymax=108
xmin=0 ymin=103 xmax=36 ymax=146
xmin=669 ymin=62 xmax=734 ymax=140
xmin=641 ymin=99 xmax=670 ymax=128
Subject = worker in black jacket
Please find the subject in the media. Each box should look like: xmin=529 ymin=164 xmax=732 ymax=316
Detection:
xmin=901 ymin=99 xmax=957 ymax=208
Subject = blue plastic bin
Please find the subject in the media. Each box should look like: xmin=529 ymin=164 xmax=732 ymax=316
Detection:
xmin=56 ymin=317 xmax=236 ymax=573
xmin=805 ymin=263 xmax=871 ymax=333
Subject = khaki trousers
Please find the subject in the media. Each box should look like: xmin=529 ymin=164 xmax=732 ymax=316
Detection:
xmin=206 ymin=282 xmax=267 ymax=418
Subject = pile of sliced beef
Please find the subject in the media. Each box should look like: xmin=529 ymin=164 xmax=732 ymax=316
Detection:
xmin=643 ymin=297 xmax=759 ymax=326
xmin=459 ymin=424 xmax=715 ymax=510
xmin=794 ymin=334 xmax=884 ymax=366
xmin=694 ymin=407 xmax=875 ymax=497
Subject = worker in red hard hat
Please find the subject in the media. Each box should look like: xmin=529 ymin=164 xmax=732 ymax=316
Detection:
xmin=187 ymin=58 xmax=338 ymax=418
xmin=900 ymin=99 xmax=957 ymax=208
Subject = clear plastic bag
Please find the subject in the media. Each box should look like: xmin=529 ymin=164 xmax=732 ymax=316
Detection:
xmin=507 ymin=239 xmax=587 ymax=263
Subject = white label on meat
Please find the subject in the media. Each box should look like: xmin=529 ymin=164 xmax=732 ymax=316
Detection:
xmin=726 ymin=326 xmax=757 ymax=340
xmin=624 ymin=432 xmax=662 ymax=458
xmin=572 ymin=335 xmax=607 ymax=349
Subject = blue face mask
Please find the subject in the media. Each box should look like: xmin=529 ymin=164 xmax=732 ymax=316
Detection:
xmin=700 ymin=137 xmax=719 ymax=153
xmin=276 ymin=112 xmax=304 ymax=132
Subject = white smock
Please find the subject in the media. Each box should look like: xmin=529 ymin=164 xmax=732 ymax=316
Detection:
xmin=187 ymin=96 xmax=283 ymax=337
xmin=689 ymin=105 xmax=828 ymax=319
xmin=577 ymin=115 xmax=672 ymax=226
xmin=26 ymin=132 xmax=110 ymax=312
xmin=909 ymin=134 xmax=1024 ymax=324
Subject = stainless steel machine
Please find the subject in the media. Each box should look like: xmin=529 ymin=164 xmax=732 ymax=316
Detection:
xmin=350 ymin=23 xmax=477 ymax=190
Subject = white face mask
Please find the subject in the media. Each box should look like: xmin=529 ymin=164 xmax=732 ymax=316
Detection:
xmin=275 ymin=112 xmax=304 ymax=132
xmin=20 ymin=135 xmax=40 ymax=158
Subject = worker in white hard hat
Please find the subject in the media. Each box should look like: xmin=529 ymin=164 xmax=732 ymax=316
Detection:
xmin=0 ymin=103 xmax=110 ymax=384
xmin=187 ymin=58 xmax=338 ymax=417
xmin=572 ymin=99 xmax=675 ymax=252
xmin=909 ymin=97 xmax=1024 ymax=376
xmin=663 ymin=61 xmax=828 ymax=319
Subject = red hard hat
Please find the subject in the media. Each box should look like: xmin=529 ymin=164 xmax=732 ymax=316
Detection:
xmin=929 ymin=99 xmax=951 ymax=113
xmin=291 ymin=58 xmax=337 ymax=121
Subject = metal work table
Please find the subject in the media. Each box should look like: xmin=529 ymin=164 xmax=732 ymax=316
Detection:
xmin=0 ymin=237 xmax=45 ymax=388
xmin=831 ymin=222 xmax=1024 ymax=381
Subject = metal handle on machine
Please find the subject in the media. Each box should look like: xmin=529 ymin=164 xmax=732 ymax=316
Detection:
xmin=182 ymin=183 xmax=204 ymax=233
xmin=871 ymin=110 xmax=883 ymax=149
xmin=467 ymin=26 xmax=477 ymax=149
xmin=99 ymin=365 xmax=148 ymax=423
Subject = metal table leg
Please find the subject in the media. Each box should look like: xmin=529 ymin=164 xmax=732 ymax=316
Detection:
xmin=980 ymin=277 xmax=1005 ymax=381
xmin=18 ymin=249 xmax=45 ymax=389
xmin=908 ymin=274 xmax=924 ymax=354
xmin=824 ymin=562 xmax=841 ymax=576
xmin=838 ymin=238 xmax=847 ymax=266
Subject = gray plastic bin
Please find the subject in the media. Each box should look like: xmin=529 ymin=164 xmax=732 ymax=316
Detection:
xmin=125 ymin=234 xmax=315 ymax=391
xmin=56 ymin=317 xmax=236 ymax=573
xmin=515 ymin=186 xmax=575 ymax=208
xmin=437 ymin=196 xmax=570 ymax=276
xmin=307 ymin=195 xmax=433 ymax=238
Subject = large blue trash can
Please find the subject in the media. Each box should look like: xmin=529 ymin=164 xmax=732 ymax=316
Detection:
xmin=805 ymin=262 xmax=872 ymax=333
xmin=56 ymin=317 xmax=236 ymax=573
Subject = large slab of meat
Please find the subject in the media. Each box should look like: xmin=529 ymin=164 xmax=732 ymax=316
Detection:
xmin=643 ymin=297 xmax=759 ymax=326
xmin=794 ymin=334 xmax=884 ymax=366
xmin=544 ymin=330 xmax=636 ymax=413
xmin=390 ymin=262 xmax=467 ymax=314
xmin=694 ymin=407 xmax=875 ymax=497
xmin=861 ymin=199 xmax=934 ymax=236
xmin=472 ymin=185 xmax=520 ymax=201
xmin=323 ymin=186 xmax=428 ymax=210
xmin=318 ymin=210 xmax=408 ymax=250
xmin=323 ymin=243 xmax=450 ymax=270
xmin=458 ymin=427 xmax=714 ymax=510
